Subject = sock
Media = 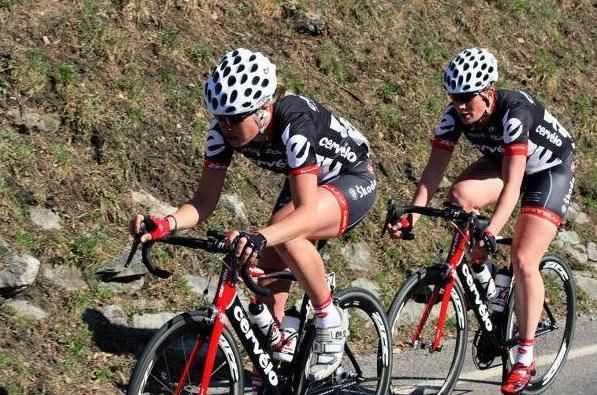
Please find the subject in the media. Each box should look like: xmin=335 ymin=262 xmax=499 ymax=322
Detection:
xmin=313 ymin=293 xmax=341 ymax=328
xmin=514 ymin=338 xmax=534 ymax=366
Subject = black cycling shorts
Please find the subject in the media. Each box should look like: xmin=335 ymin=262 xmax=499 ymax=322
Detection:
xmin=273 ymin=160 xmax=377 ymax=235
xmin=520 ymin=154 xmax=575 ymax=227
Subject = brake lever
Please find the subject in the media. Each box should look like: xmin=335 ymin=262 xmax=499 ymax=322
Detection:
xmin=125 ymin=234 xmax=142 ymax=268
xmin=382 ymin=199 xmax=416 ymax=240
xmin=381 ymin=199 xmax=400 ymax=236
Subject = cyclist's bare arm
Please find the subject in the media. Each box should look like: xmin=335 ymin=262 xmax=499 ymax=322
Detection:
xmin=133 ymin=166 xmax=227 ymax=241
xmin=486 ymin=153 xmax=526 ymax=236
xmin=388 ymin=147 xmax=452 ymax=237
xmin=258 ymin=171 xmax=320 ymax=246
xmin=177 ymin=166 xmax=227 ymax=229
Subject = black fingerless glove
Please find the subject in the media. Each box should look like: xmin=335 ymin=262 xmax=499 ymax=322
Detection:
xmin=479 ymin=229 xmax=497 ymax=254
xmin=235 ymin=231 xmax=268 ymax=258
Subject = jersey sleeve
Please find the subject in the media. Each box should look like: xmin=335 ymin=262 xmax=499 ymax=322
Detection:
xmin=432 ymin=106 xmax=461 ymax=153
xmin=502 ymin=106 xmax=532 ymax=156
xmin=279 ymin=112 xmax=319 ymax=177
xmin=203 ymin=124 xmax=234 ymax=170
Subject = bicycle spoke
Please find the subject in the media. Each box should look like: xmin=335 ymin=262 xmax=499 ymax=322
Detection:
xmin=344 ymin=343 xmax=364 ymax=377
xmin=127 ymin=313 xmax=243 ymax=395
xmin=299 ymin=288 xmax=391 ymax=394
xmin=389 ymin=269 xmax=467 ymax=394
xmin=505 ymin=255 xmax=576 ymax=393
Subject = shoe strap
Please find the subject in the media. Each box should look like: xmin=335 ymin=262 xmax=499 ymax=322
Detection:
xmin=312 ymin=340 xmax=344 ymax=354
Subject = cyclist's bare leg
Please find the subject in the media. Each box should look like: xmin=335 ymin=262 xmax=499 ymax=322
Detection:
xmin=511 ymin=213 xmax=557 ymax=343
xmin=257 ymin=247 xmax=292 ymax=322
xmin=270 ymin=186 xmax=342 ymax=307
xmin=256 ymin=187 xmax=343 ymax=322
xmin=448 ymin=157 xmax=503 ymax=212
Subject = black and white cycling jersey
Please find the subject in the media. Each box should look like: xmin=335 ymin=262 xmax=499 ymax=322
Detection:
xmin=432 ymin=89 xmax=575 ymax=174
xmin=204 ymin=95 xmax=371 ymax=182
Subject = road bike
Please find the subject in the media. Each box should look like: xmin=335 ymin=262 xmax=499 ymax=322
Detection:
xmin=125 ymin=224 xmax=392 ymax=394
xmin=382 ymin=201 xmax=576 ymax=394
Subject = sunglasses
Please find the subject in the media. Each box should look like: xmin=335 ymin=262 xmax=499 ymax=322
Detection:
xmin=215 ymin=110 xmax=257 ymax=126
xmin=449 ymin=92 xmax=479 ymax=104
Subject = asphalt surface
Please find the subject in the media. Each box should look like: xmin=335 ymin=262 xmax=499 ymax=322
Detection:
xmin=456 ymin=315 xmax=597 ymax=394
xmin=391 ymin=315 xmax=597 ymax=395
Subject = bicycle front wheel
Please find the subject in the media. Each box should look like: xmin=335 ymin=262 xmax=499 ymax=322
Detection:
xmin=127 ymin=311 xmax=244 ymax=395
xmin=504 ymin=254 xmax=576 ymax=394
xmin=297 ymin=287 xmax=392 ymax=395
xmin=387 ymin=266 xmax=468 ymax=395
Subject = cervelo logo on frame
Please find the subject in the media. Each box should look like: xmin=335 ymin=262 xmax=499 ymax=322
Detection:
xmin=233 ymin=305 xmax=278 ymax=386
xmin=460 ymin=264 xmax=493 ymax=332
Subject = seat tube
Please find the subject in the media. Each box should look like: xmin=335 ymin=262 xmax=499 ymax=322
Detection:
xmin=432 ymin=228 xmax=468 ymax=351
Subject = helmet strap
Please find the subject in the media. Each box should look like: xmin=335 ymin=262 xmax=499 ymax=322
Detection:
xmin=480 ymin=88 xmax=496 ymax=116
xmin=253 ymin=106 xmax=271 ymax=135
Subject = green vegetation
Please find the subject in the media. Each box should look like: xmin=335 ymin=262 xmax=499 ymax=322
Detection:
xmin=317 ymin=42 xmax=347 ymax=82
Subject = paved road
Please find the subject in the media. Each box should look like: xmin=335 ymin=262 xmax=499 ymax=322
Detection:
xmin=392 ymin=315 xmax=597 ymax=394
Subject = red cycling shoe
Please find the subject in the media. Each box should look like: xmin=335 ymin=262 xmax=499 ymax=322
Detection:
xmin=501 ymin=361 xmax=537 ymax=394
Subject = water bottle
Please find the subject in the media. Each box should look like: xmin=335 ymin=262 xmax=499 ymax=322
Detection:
xmin=273 ymin=308 xmax=300 ymax=362
xmin=472 ymin=258 xmax=497 ymax=300
xmin=489 ymin=268 xmax=512 ymax=313
xmin=247 ymin=299 xmax=282 ymax=348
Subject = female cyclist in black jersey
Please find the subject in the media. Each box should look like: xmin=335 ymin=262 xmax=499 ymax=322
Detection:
xmin=387 ymin=48 xmax=575 ymax=395
xmin=129 ymin=48 xmax=377 ymax=385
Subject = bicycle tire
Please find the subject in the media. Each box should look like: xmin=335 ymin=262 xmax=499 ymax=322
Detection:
xmin=296 ymin=287 xmax=392 ymax=395
xmin=387 ymin=266 xmax=468 ymax=395
xmin=504 ymin=254 xmax=576 ymax=394
xmin=127 ymin=311 xmax=244 ymax=395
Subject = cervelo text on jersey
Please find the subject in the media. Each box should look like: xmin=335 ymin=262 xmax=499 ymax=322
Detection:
xmin=433 ymin=89 xmax=574 ymax=175
xmin=203 ymin=95 xmax=371 ymax=181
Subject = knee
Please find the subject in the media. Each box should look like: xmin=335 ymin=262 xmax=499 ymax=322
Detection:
xmin=448 ymin=183 xmax=475 ymax=211
xmin=273 ymin=238 xmax=304 ymax=257
xmin=511 ymin=251 xmax=539 ymax=280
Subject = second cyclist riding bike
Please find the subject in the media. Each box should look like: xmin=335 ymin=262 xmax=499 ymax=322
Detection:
xmin=383 ymin=201 xmax=576 ymax=395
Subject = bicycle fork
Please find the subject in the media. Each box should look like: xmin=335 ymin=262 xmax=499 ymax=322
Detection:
xmin=196 ymin=262 xmax=283 ymax=395
xmin=173 ymin=264 xmax=237 ymax=395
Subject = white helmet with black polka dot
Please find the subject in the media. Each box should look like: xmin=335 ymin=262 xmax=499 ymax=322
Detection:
xmin=204 ymin=48 xmax=277 ymax=116
xmin=443 ymin=48 xmax=498 ymax=94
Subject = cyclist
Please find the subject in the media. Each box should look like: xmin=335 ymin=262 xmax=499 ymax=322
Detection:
xmin=387 ymin=47 xmax=575 ymax=394
xmin=130 ymin=48 xmax=377 ymax=383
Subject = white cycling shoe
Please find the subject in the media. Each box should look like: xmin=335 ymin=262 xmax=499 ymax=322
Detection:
xmin=308 ymin=306 xmax=349 ymax=381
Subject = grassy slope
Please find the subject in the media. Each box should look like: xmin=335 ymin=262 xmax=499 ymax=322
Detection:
xmin=0 ymin=0 xmax=595 ymax=393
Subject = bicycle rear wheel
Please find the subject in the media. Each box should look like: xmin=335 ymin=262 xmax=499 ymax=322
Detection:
xmin=504 ymin=254 xmax=576 ymax=394
xmin=297 ymin=287 xmax=392 ymax=394
xmin=127 ymin=311 xmax=244 ymax=395
xmin=387 ymin=266 xmax=468 ymax=395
